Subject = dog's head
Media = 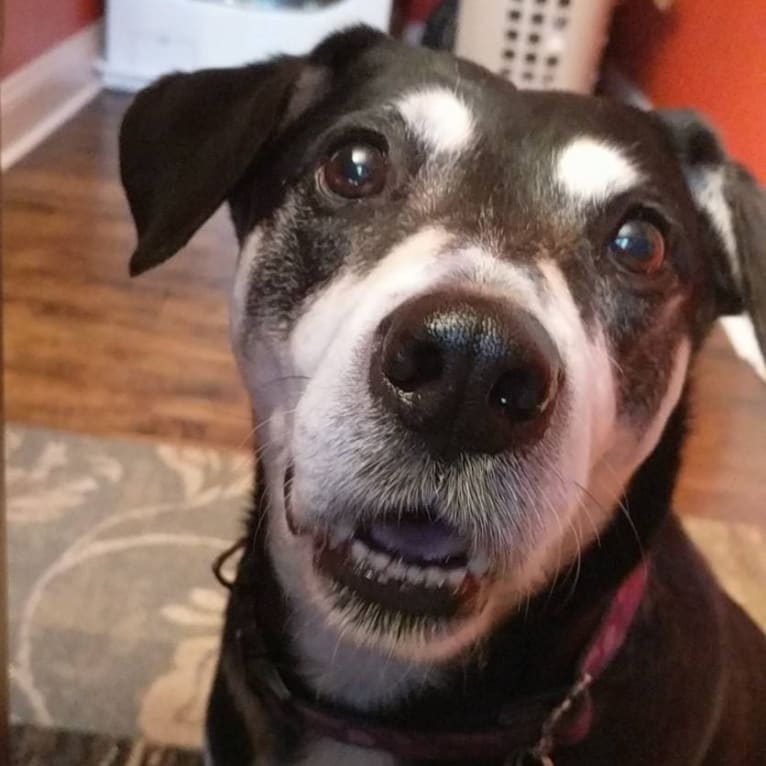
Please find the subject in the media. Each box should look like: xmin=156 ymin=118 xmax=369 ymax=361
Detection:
xmin=121 ymin=30 xmax=765 ymax=677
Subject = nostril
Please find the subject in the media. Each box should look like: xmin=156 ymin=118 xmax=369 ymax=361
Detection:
xmin=489 ymin=365 xmax=556 ymax=422
xmin=373 ymin=292 xmax=564 ymax=457
xmin=384 ymin=337 xmax=443 ymax=392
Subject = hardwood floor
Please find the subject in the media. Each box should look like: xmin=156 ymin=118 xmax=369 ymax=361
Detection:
xmin=3 ymin=92 xmax=765 ymax=524
xmin=4 ymin=93 xmax=251 ymax=451
xmin=676 ymin=329 xmax=766 ymax=525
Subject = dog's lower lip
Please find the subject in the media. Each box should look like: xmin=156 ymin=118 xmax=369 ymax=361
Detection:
xmin=283 ymin=465 xmax=490 ymax=617
xmin=316 ymin=538 xmax=480 ymax=618
xmin=312 ymin=519 xmax=489 ymax=619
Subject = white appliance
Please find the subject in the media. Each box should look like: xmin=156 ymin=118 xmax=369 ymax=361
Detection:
xmin=101 ymin=0 xmax=392 ymax=91
xmin=456 ymin=0 xmax=616 ymax=93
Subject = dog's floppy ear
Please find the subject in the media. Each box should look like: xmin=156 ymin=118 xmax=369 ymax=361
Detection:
xmin=725 ymin=163 xmax=766 ymax=356
xmin=120 ymin=57 xmax=304 ymax=276
xmin=658 ymin=110 xmax=766 ymax=354
xmin=120 ymin=26 xmax=387 ymax=276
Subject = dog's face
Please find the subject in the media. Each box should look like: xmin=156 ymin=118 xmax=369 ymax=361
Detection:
xmin=121 ymin=30 xmax=765 ymax=677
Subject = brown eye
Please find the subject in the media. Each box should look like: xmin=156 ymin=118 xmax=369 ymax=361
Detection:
xmin=319 ymin=142 xmax=388 ymax=199
xmin=608 ymin=218 xmax=666 ymax=274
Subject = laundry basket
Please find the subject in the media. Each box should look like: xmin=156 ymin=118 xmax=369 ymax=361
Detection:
xmin=101 ymin=0 xmax=392 ymax=91
xmin=455 ymin=0 xmax=616 ymax=92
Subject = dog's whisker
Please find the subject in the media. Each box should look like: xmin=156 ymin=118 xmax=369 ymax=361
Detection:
xmin=544 ymin=460 xmax=603 ymax=550
xmin=231 ymin=405 xmax=301 ymax=474
xmin=592 ymin=453 xmax=643 ymax=546
xmin=562 ymin=511 xmax=584 ymax=607
xmin=573 ymin=477 xmax=644 ymax=562
xmin=258 ymin=374 xmax=311 ymax=387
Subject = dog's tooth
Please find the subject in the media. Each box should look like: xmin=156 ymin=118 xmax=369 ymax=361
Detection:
xmin=446 ymin=567 xmax=467 ymax=589
xmin=387 ymin=559 xmax=407 ymax=580
xmin=405 ymin=566 xmax=426 ymax=585
xmin=468 ymin=551 xmax=490 ymax=577
xmin=425 ymin=567 xmax=446 ymax=588
xmin=369 ymin=551 xmax=391 ymax=573
xmin=351 ymin=540 xmax=369 ymax=564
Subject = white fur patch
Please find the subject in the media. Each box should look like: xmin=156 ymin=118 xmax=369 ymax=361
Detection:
xmin=231 ymin=228 xmax=264 ymax=347
xmin=685 ymin=164 xmax=739 ymax=283
xmin=284 ymin=66 xmax=329 ymax=125
xmin=396 ymin=88 xmax=475 ymax=154
xmin=291 ymin=738 xmax=396 ymax=766
xmin=234 ymin=223 xmax=688 ymax=721
xmin=281 ymin=237 xmax=613 ymax=676
xmin=500 ymin=261 xmax=616 ymax=598
xmin=290 ymin=227 xmax=454 ymax=380
xmin=556 ymin=137 xmax=642 ymax=205
xmin=721 ymin=315 xmax=766 ymax=380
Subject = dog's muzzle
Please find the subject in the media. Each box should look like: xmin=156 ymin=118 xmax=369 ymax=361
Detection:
xmin=370 ymin=290 xmax=562 ymax=457
xmin=286 ymin=290 xmax=564 ymax=631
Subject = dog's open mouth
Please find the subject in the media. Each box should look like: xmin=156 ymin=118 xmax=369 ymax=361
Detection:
xmin=314 ymin=515 xmax=491 ymax=618
xmin=286 ymin=469 xmax=491 ymax=620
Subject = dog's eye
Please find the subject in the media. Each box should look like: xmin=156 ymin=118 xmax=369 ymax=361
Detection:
xmin=608 ymin=218 xmax=666 ymax=274
xmin=319 ymin=143 xmax=388 ymax=199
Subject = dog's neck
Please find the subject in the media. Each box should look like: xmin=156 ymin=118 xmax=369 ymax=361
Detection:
xmin=241 ymin=398 xmax=687 ymax=726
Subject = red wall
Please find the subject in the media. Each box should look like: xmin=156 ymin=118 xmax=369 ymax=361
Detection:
xmin=609 ymin=0 xmax=766 ymax=183
xmin=2 ymin=0 xmax=103 ymax=76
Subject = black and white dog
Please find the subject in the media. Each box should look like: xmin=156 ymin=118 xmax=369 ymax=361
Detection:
xmin=120 ymin=28 xmax=766 ymax=766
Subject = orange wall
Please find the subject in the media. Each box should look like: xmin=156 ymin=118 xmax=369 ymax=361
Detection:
xmin=609 ymin=0 xmax=766 ymax=183
xmin=2 ymin=0 xmax=103 ymax=76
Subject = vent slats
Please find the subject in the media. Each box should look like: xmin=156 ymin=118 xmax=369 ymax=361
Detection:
xmin=500 ymin=0 xmax=572 ymax=89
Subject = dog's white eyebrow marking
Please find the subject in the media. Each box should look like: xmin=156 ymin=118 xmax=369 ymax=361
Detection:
xmin=396 ymin=87 xmax=475 ymax=153
xmin=684 ymin=164 xmax=739 ymax=281
xmin=556 ymin=137 xmax=642 ymax=205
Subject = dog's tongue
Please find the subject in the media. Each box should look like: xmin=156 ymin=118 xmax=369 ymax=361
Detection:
xmin=366 ymin=518 xmax=468 ymax=563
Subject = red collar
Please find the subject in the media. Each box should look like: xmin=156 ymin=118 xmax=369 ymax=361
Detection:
xmin=233 ymin=561 xmax=649 ymax=764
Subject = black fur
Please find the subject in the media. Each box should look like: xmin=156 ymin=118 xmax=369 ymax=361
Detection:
xmin=119 ymin=28 xmax=766 ymax=766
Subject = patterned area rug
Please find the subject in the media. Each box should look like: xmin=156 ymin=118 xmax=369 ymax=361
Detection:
xmin=10 ymin=724 xmax=202 ymax=765
xmin=6 ymin=424 xmax=766 ymax=752
xmin=7 ymin=425 xmax=248 ymax=750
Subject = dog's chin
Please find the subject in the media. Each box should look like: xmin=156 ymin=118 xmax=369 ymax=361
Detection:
xmin=281 ymin=474 xmax=507 ymax=662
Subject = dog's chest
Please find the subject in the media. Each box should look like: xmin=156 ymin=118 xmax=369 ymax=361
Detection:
xmin=262 ymin=738 xmax=398 ymax=766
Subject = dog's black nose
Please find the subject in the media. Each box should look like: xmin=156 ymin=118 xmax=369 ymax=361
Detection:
xmin=370 ymin=291 xmax=562 ymax=456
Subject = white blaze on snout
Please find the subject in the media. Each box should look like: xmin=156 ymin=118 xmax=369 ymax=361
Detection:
xmin=290 ymin=227 xmax=455 ymax=378
xmin=537 ymin=259 xmax=617 ymax=459
xmin=396 ymin=87 xmax=475 ymax=154
xmin=248 ymin=221 xmax=663 ymax=711
xmin=556 ymin=137 xmax=643 ymax=206
xmin=507 ymin=260 xmax=617 ymax=586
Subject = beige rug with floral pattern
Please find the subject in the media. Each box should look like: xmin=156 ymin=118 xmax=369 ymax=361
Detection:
xmin=7 ymin=425 xmax=247 ymax=749
xmin=6 ymin=424 xmax=766 ymax=749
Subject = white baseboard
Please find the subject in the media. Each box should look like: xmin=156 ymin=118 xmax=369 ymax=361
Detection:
xmin=1 ymin=22 xmax=103 ymax=170
xmin=603 ymin=65 xmax=765 ymax=382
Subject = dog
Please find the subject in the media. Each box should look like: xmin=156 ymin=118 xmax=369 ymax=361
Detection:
xmin=119 ymin=28 xmax=766 ymax=766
